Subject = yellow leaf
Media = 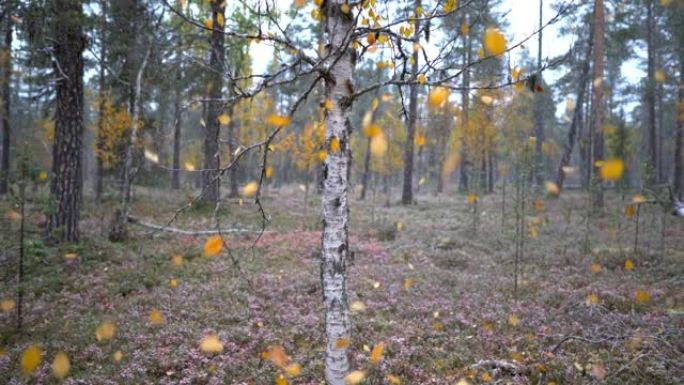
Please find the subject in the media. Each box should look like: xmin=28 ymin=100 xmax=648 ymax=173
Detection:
xmin=529 ymin=226 xmax=538 ymax=239
xmin=655 ymin=69 xmax=666 ymax=83
xmin=433 ymin=321 xmax=444 ymax=331
xmin=242 ymin=181 xmax=259 ymax=197
xmin=38 ymin=171 xmax=48 ymax=181
xmin=586 ymin=293 xmax=599 ymax=306
xmin=625 ymin=204 xmax=635 ymax=218
xmin=330 ymin=137 xmax=341 ymax=152
xmin=184 ymin=162 xmax=196 ymax=171
xmin=324 ymin=99 xmax=334 ymax=110
xmin=599 ymin=158 xmax=624 ymax=181
xmin=265 ymin=345 xmax=289 ymax=367
xmin=635 ymin=290 xmax=651 ymax=304
xmin=590 ymin=263 xmax=602 ymax=273
xmin=534 ymin=199 xmax=544 ymax=213
xmin=294 ymin=0 xmax=307 ymax=8
xmin=335 ymin=338 xmax=350 ymax=349
xmin=285 ymin=363 xmax=302 ymax=377
xmin=113 ymin=350 xmax=123 ymax=362
xmin=200 ymin=334 xmax=224 ymax=354
xmin=371 ymin=98 xmax=379 ymax=111
xmin=428 ymin=87 xmax=449 ymax=108
xmin=0 ymin=346 xmax=5 ymax=358
xmin=346 ymin=370 xmax=366 ymax=384
xmin=456 ymin=378 xmax=471 ymax=385
xmin=267 ymin=115 xmax=291 ymax=127
xmin=95 ymin=321 xmax=117 ymax=342
xmin=5 ymin=210 xmax=21 ymax=221
xmin=403 ymin=278 xmax=414 ymax=290
xmin=1 ymin=298 xmax=16 ymax=312
xmin=484 ymin=27 xmax=507 ymax=56
xmin=52 ymin=352 xmax=70 ymax=379
xmin=171 ymin=255 xmax=183 ymax=266
xmin=467 ymin=193 xmax=478 ymax=204
xmin=340 ymin=3 xmax=351 ymax=14
xmin=510 ymin=351 xmax=525 ymax=363
xmin=388 ymin=374 xmax=402 ymax=384
xmin=460 ymin=21 xmax=469 ymax=35
xmin=367 ymin=33 xmax=376 ymax=45
xmin=204 ymin=235 xmax=223 ymax=257
xmin=632 ymin=194 xmax=647 ymax=204
xmin=265 ymin=166 xmax=274 ymax=179
xmin=364 ymin=124 xmax=382 ymax=138
xmin=545 ymin=181 xmax=560 ymax=195
xmin=415 ymin=134 xmax=426 ymax=147
xmin=417 ymin=73 xmax=427 ymax=85
xmin=64 ymin=252 xmax=78 ymax=261
xmin=318 ymin=150 xmax=328 ymax=162
xmin=218 ymin=113 xmax=231 ymax=125
xmin=216 ymin=12 xmax=224 ymax=27
xmin=370 ymin=133 xmax=388 ymax=157
xmin=624 ymin=259 xmax=634 ymax=271
xmin=169 ymin=278 xmax=178 ymax=288
xmin=508 ymin=314 xmax=520 ymax=327
xmin=149 ymin=309 xmax=165 ymax=326
xmin=275 ymin=374 xmax=288 ymax=385
xmin=21 ymin=344 xmax=43 ymax=375
xmin=370 ymin=342 xmax=385 ymax=365
xmin=415 ymin=6 xmax=424 ymax=16
xmin=350 ymin=301 xmax=367 ymax=312
xmin=481 ymin=372 xmax=492 ymax=382
xmin=204 ymin=18 xmax=213 ymax=29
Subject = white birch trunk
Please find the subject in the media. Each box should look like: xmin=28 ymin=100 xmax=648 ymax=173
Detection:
xmin=321 ymin=2 xmax=355 ymax=384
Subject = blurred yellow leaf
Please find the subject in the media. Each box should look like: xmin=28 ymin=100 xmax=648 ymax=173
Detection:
xmin=243 ymin=181 xmax=258 ymax=197
xmin=370 ymin=342 xmax=385 ymax=365
xmin=508 ymin=314 xmax=520 ymax=327
xmin=171 ymin=255 xmax=183 ymax=266
xmin=203 ymin=19 xmax=213 ymax=29
xmin=265 ymin=166 xmax=274 ymax=179
xmin=324 ymin=99 xmax=334 ymax=110
xmin=590 ymin=263 xmax=602 ymax=273
xmin=216 ymin=13 xmax=224 ymax=27
xmin=632 ymin=194 xmax=647 ymax=204
xmin=149 ymin=309 xmax=165 ymax=326
xmin=350 ymin=301 xmax=367 ymax=312
xmin=21 ymin=344 xmax=43 ymax=375
xmin=346 ymin=370 xmax=366 ymax=384
xmin=51 ymin=352 xmax=70 ymax=379
xmin=481 ymin=372 xmax=492 ymax=382
xmin=285 ymin=363 xmax=302 ymax=377
xmin=417 ymin=73 xmax=427 ymax=85
xmin=655 ymin=69 xmax=666 ymax=83
xmin=169 ymin=278 xmax=178 ymax=288
xmin=467 ymin=193 xmax=478 ymax=204
xmin=204 ymin=235 xmax=223 ymax=257
xmin=218 ymin=114 xmax=231 ymax=125
xmin=267 ymin=115 xmax=291 ymax=127
xmin=428 ymin=87 xmax=449 ymax=108
xmin=625 ymin=204 xmax=635 ymax=218
xmin=200 ymin=334 xmax=224 ymax=354
xmin=370 ymin=133 xmax=388 ymax=157
xmin=330 ymin=137 xmax=341 ymax=152
xmin=113 ymin=350 xmax=123 ymax=362
xmin=275 ymin=374 xmax=288 ymax=385
xmin=484 ymin=27 xmax=507 ymax=56
xmin=1 ymin=298 xmax=15 ymax=312
xmin=635 ymin=290 xmax=651 ymax=304
xmin=294 ymin=0 xmax=307 ymax=8
xmin=388 ymin=374 xmax=402 ymax=384
xmin=64 ymin=252 xmax=78 ymax=261
xmin=599 ymin=158 xmax=624 ymax=181
xmin=95 ymin=321 xmax=117 ymax=342
xmin=624 ymin=259 xmax=634 ymax=271
xmin=415 ymin=134 xmax=426 ymax=147
xmin=586 ymin=293 xmax=599 ymax=306
xmin=265 ymin=345 xmax=289 ymax=367
xmin=403 ymin=278 xmax=414 ymax=290
xmin=335 ymin=338 xmax=350 ymax=349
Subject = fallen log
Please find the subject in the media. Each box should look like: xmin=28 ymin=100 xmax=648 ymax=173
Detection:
xmin=127 ymin=215 xmax=267 ymax=236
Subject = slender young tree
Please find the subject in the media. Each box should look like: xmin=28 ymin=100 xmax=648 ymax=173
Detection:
xmin=459 ymin=13 xmax=471 ymax=193
xmin=46 ymin=0 xmax=86 ymax=242
xmin=533 ymin=0 xmax=545 ymax=186
xmin=171 ymin=36 xmax=183 ymax=190
xmin=645 ymin=0 xmax=658 ymax=184
xmin=590 ymin=0 xmax=605 ymax=208
xmin=401 ymin=0 xmax=422 ymax=205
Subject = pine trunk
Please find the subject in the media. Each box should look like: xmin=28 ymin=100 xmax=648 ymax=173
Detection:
xmin=533 ymin=0 xmax=545 ymax=186
xmin=646 ymin=0 xmax=658 ymax=184
xmin=201 ymin=2 xmax=225 ymax=204
xmin=459 ymin=13 xmax=471 ymax=193
xmin=675 ymin=59 xmax=684 ymax=199
xmin=0 ymin=3 xmax=13 ymax=195
xmin=401 ymin=0 xmax=421 ymax=205
xmin=47 ymin=0 xmax=86 ymax=243
xmin=171 ymin=63 xmax=182 ymax=190
xmin=590 ymin=0 xmax=605 ymax=208
xmin=321 ymin=2 xmax=355 ymax=383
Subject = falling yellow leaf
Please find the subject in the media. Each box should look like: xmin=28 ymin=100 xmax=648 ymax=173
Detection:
xmin=64 ymin=252 xmax=78 ymax=261
xmin=534 ymin=199 xmax=544 ymax=213
xmin=632 ymin=194 xmax=647 ymax=204
xmin=169 ymin=278 xmax=178 ymax=288
xmin=529 ymin=226 xmax=538 ymax=239
xmin=113 ymin=350 xmax=123 ymax=362
xmin=508 ymin=314 xmax=520 ymax=327
xmin=417 ymin=73 xmax=427 ymax=85
xmin=635 ymin=290 xmax=651 ymax=304
xmin=285 ymin=363 xmax=302 ymax=377
xmin=370 ymin=133 xmax=388 ymax=157
xmin=171 ymin=255 xmax=183 ymax=267
xmin=265 ymin=345 xmax=289 ymax=367
xmin=340 ymin=3 xmax=351 ymax=14
xmin=265 ymin=166 xmax=274 ymax=179
xmin=1 ymin=298 xmax=16 ymax=312
xmin=350 ymin=301 xmax=367 ymax=312
xmin=21 ymin=344 xmax=43 ymax=375
xmin=388 ymin=374 xmax=402 ymax=384
xmin=545 ymin=181 xmax=560 ymax=195
xmin=203 ymin=19 xmax=213 ymax=29
xmin=242 ymin=181 xmax=259 ymax=197
xmin=484 ymin=27 xmax=507 ymax=56
xmin=660 ymin=0 xmax=671 ymax=6
xmin=267 ymin=115 xmax=291 ymax=127
xmin=456 ymin=378 xmax=471 ymax=385
xmin=218 ymin=113 xmax=231 ymax=125
xmin=586 ymin=293 xmax=599 ymax=306
xmin=346 ymin=370 xmax=366 ymax=385
xmin=433 ymin=321 xmax=444 ymax=331
xmin=294 ymin=0 xmax=307 ymax=8
xmin=330 ymin=137 xmax=341 ymax=152
xmin=369 ymin=342 xmax=385 ymax=365
xmin=38 ymin=171 xmax=48 ymax=181
xmin=275 ymin=374 xmax=288 ymax=385
xmin=418 ymin=176 xmax=426 ymax=186
xmin=625 ymin=204 xmax=635 ymax=218
xmin=0 ymin=347 xmax=5 ymax=358
xmin=200 ymin=334 xmax=223 ymax=354
xmin=5 ymin=210 xmax=21 ymax=221
xmin=204 ymin=235 xmax=223 ymax=257
xmin=51 ymin=352 xmax=70 ymax=379
xmin=144 ymin=149 xmax=159 ymax=163
xmin=216 ymin=13 xmax=224 ymax=27
xmin=364 ymin=124 xmax=382 ymax=138
xmin=467 ymin=193 xmax=478 ymax=204
xmin=184 ymin=162 xmax=196 ymax=171
xmin=481 ymin=372 xmax=492 ymax=382
xmin=367 ymin=33 xmax=376 ymax=45
xmin=396 ymin=221 xmax=404 ymax=231
xmin=149 ymin=309 xmax=165 ymax=326
xmin=335 ymin=338 xmax=350 ymax=349
xmin=415 ymin=134 xmax=426 ymax=147
xmin=480 ymin=95 xmax=494 ymax=105
xmin=95 ymin=321 xmax=117 ymax=342
xmin=599 ymin=158 xmax=624 ymax=181
xmin=403 ymin=278 xmax=414 ymax=290
xmin=460 ymin=21 xmax=470 ymax=35
xmin=655 ymin=69 xmax=666 ymax=83
xmin=624 ymin=259 xmax=634 ymax=271
xmin=428 ymin=87 xmax=449 ymax=108
xmin=590 ymin=263 xmax=602 ymax=273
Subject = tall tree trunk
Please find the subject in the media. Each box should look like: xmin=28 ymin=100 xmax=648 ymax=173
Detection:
xmin=590 ymin=0 xmax=605 ymax=208
xmin=108 ymin=50 xmax=149 ymax=242
xmin=171 ymin=57 xmax=182 ymax=190
xmin=201 ymin=2 xmax=225 ymax=204
xmin=646 ymin=0 xmax=658 ymax=184
xmin=321 ymin=2 xmax=355 ymax=383
xmin=0 ymin=2 xmax=13 ymax=195
xmin=47 ymin=0 xmax=86 ymax=243
xmin=95 ymin=1 xmax=107 ymax=202
xmin=459 ymin=13 xmax=471 ymax=193
xmin=556 ymin=26 xmax=594 ymax=190
xmin=533 ymin=0 xmax=545 ymax=186
xmin=401 ymin=0 xmax=421 ymax=205
xmin=675 ymin=59 xmax=684 ymax=199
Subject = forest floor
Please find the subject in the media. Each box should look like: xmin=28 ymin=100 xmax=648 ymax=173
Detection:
xmin=0 ymin=184 xmax=683 ymax=385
